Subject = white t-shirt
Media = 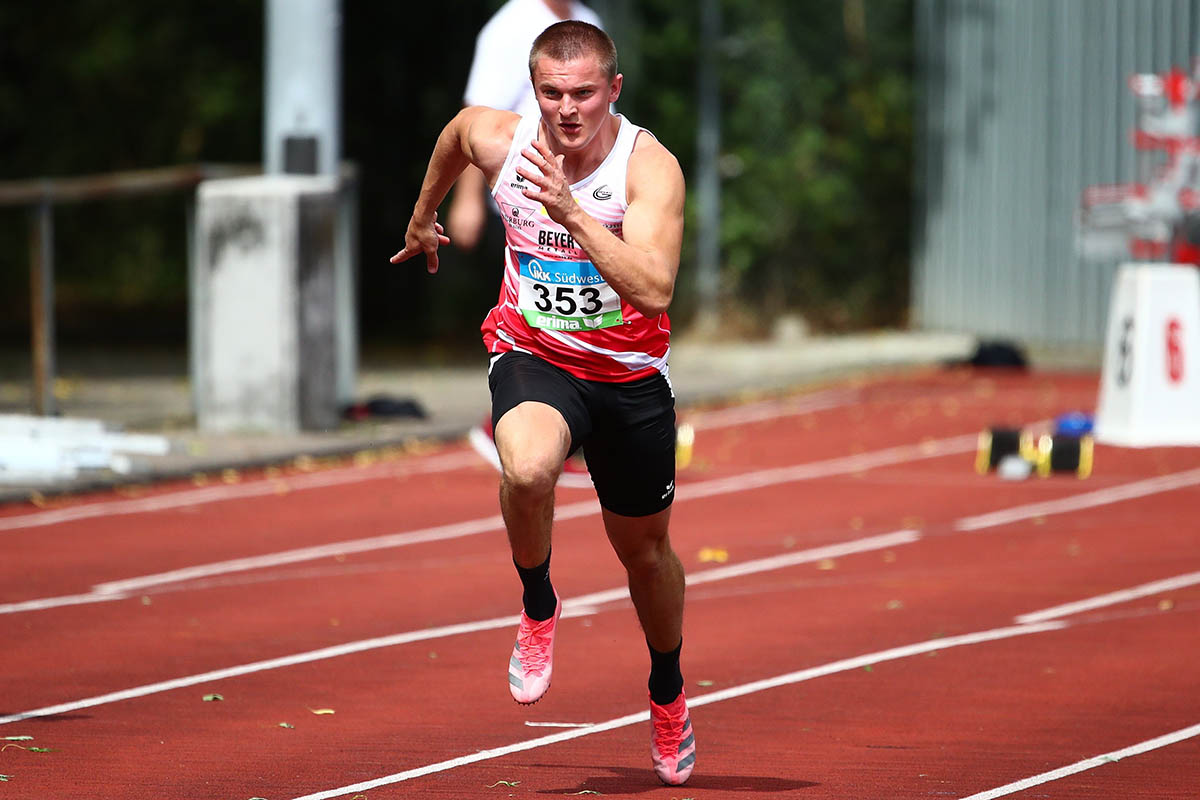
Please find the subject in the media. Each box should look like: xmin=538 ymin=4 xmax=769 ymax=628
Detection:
xmin=463 ymin=0 xmax=604 ymax=117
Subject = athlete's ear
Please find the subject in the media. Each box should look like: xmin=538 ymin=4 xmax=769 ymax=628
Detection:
xmin=609 ymin=73 xmax=623 ymax=104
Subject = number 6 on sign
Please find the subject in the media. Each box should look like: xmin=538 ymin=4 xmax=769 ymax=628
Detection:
xmin=1095 ymin=263 xmax=1200 ymax=446
xmin=1166 ymin=317 xmax=1183 ymax=383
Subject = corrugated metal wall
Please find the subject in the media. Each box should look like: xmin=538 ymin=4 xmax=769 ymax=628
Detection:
xmin=913 ymin=0 xmax=1200 ymax=346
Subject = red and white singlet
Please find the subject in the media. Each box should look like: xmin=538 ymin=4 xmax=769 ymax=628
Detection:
xmin=480 ymin=113 xmax=671 ymax=383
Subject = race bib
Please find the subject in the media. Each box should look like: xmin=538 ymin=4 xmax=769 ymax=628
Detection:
xmin=516 ymin=252 xmax=624 ymax=331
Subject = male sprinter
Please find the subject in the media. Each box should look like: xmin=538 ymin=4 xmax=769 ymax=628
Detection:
xmin=390 ymin=21 xmax=693 ymax=785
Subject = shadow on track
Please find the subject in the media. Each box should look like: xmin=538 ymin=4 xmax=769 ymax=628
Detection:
xmin=532 ymin=763 xmax=819 ymax=794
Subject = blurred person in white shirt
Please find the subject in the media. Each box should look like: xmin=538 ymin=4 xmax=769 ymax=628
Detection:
xmin=447 ymin=0 xmax=603 ymax=251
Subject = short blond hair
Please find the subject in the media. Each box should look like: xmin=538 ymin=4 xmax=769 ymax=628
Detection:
xmin=528 ymin=20 xmax=618 ymax=80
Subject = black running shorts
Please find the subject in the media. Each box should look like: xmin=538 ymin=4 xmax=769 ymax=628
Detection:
xmin=488 ymin=351 xmax=676 ymax=517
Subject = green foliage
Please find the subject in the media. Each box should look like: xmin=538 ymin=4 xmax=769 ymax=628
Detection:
xmin=0 ymin=0 xmax=263 ymax=345
xmin=625 ymin=0 xmax=914 ymax=331
xmin=0 ymin=0 xmax=915 ymax=353
xmin=0 ymin=0 xmax=262 ymax=178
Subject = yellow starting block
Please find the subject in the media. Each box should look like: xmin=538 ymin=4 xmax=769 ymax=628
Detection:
xmin=676 ymin=422 xmax=695 ymax=470
xmin=976 ymin=426 xmax=1093 ymax=479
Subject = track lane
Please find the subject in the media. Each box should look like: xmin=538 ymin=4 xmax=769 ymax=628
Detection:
xmin=5 ymin=514 xmax=1197 ymax=798
xmin=0 ymin=369 xmax=1129 ymax=610
xmin=0 ymin=462 xmax=506 ymax=602
xmin=4 ymin=440 xmax=1198 ymax=721
xmin=4 ymin=371 xmax=1200 ymax=799
xmin=972 ymin=727 xmax=1200 ymax=800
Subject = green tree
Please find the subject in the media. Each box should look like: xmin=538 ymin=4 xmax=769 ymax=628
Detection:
xmin=0 ymin=0 xmax=915 ymax=357
xmin=0 ymin=0 xmax=263 ymax=346
xmin=624 ymin=0 xmax=915 ymax=332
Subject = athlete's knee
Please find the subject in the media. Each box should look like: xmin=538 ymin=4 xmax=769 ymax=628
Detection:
xmin=501 ymin=450 xmax=561 ymax=499
xmin=617 ymin=531 xmax=676 ymax=577
xmin=494 ymin=402 xmax=570 ymax=500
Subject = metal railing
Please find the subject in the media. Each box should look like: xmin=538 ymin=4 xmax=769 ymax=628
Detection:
xmin=1 ymin=164 xmax=259 ymax=416
xmin=1 ymin=162 xmax=359 ymax=417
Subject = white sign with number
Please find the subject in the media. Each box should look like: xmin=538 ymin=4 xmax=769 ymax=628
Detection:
xmin=1095 ymin=263 xmax=1200 ymax=446
xmin=516 ymin=252 xmax=624 ymax=332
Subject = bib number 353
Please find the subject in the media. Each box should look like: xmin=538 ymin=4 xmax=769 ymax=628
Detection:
xmin=532 ymin=284 xmax=603 ymax=316
xmin=517 ymin=253 xmax=623 ymax=332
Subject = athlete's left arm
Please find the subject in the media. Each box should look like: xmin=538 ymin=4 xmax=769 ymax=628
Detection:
xmin=529 ymin=136 xmax=685 ymax=318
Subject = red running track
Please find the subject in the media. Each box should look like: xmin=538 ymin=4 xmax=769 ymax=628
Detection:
xmin=1 ymin=367 xmax=1198 ymax=799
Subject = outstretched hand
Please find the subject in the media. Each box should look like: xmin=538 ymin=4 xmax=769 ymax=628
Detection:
xmin=515 ymin=138 xmax=574 ymax=226
xmin=390 ymin=212 xmax=450 ymax=274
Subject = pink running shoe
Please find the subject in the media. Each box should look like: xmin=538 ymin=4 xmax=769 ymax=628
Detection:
xmin=649 ymin=691 xmax=696 ymax=785
xmin=507 ymin=594 xmax=561 ymax=704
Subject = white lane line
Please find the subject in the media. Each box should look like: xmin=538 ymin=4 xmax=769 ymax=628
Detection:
xmin=0 ymin=592 xmax=128 ymax=615
xmin=957 ymin=722 xmax=1200 ymax=800
xmin=0 ymin=530 xmax=912 ymax=725
xmin=561 ymin=530 xmax=920 ymax=611
xmin=0 ymin=388 xmax=858 ymax=534
xmin=0 ymin=505 xmax=559 ymax=614
xmin=670 ymin=530 xmax=921 ymax=588
xmin=0 ymin=450 xmax=483 ymax=533
xmin=6 ymin=437 xmax=1196 ymax=621
xmin=684 ymin=388 xmax=859 ymax=430
xmin=1 ymin=434 xmax=975 ymax=615
xmin=90 ymin=510 xmax=519 ymax=596
xmin=955 ymin=467 xmax=1200 ymax=532
xmin=676 ymin=434 xmax=977 ymax=500
xmin=0 ymin=611 xmax=531 ymax=726
xmin=1015 ymin=570 xmax=1200 ymax=624
xmin=289 ymin=621 xmax=1067 ymax=800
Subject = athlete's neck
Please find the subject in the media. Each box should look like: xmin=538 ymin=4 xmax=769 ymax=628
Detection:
xmin=540 ymin=115 xmax=620 ymax=183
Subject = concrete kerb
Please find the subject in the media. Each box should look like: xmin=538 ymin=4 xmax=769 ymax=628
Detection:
xmin=0 ymin=331 xmax=981 ymax=505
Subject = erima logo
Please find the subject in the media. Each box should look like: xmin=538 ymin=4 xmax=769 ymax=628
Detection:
xmin=536 ymin=315 xmax=582 ymax=330
xmin=592 ymin=185 xmax=612 ymax=201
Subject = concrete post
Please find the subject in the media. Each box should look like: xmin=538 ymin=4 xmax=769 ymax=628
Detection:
xmin=195 ymin=175 xmax=340 ymax=433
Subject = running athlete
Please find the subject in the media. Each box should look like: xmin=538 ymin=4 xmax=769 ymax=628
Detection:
xmin=390 ymin=21 xmax=694 ymax=786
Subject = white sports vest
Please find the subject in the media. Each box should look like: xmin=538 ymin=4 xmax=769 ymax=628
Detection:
xmin=480 ymin=113 xmax=671 ymax=382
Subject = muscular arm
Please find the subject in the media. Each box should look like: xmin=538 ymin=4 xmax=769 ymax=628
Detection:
xmin=519 ymin=135 xmax=685 ymax=317
xmin=391 ymin=106 xmax=517 ymax=272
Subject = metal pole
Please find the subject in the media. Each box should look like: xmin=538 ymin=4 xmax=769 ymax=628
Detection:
xmin=695 ymin=0 xmax=722 ymax=330
xmin=186 ymin=193 xmax=204 ymax=420
xmin=264 ymin=0 xmax=342 ymax=175
xmin=335 ymin=165 xmax=359 ymax=406
xmin=30 ymin=196 xmax=56 ymax=416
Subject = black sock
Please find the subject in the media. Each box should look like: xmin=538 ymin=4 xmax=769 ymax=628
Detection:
xmin=647 ymin=638 xmax=684 ymax=705
xmin=514 ymin=552 xmax=556 ymax=621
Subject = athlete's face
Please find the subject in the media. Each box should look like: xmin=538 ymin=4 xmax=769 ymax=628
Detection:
xmin=531 ymin=55 xmax=622 ymax=152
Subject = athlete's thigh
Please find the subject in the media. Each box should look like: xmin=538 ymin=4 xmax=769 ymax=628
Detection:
xmin=489 ymin=351 xmax=591 ymax=465
xmin=494 ymin=401 xmax=572 ymax=475
xmin=583 ymin=373 xmax=676 ymax=517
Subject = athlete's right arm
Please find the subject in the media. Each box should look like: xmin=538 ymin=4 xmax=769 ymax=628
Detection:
xmin=390 ymin=107 xmax=517 ymax=274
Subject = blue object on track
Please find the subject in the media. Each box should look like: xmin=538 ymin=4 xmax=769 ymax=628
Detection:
xmin=1054 ymin=411 xmax=1094 ymax=436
